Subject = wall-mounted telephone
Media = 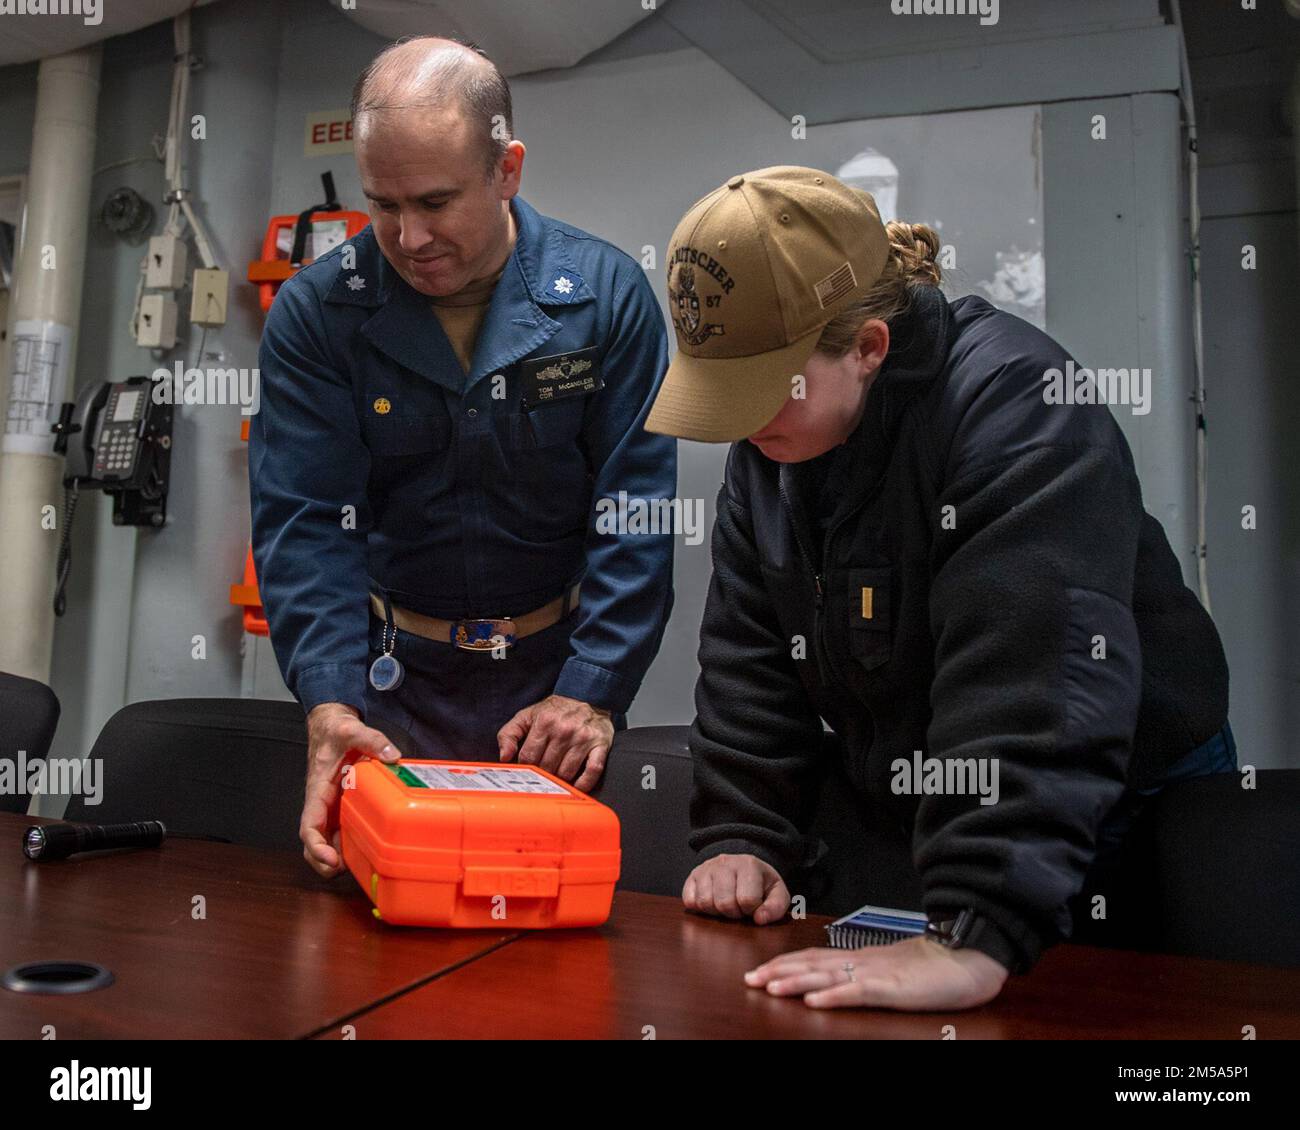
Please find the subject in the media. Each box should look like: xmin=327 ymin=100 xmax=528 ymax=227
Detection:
xmin=58 ymin=377 xmax=173 ymax=513
xmin=50 ymin=376 xmax=173 ymax=615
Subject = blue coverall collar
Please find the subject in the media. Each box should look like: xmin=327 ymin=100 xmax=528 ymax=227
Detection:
xmin=327 ymin=197 xmax=597 ymax=397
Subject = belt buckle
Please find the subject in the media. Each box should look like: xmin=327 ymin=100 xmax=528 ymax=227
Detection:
xmin=451 ymin=618 xmax=516 ymax=651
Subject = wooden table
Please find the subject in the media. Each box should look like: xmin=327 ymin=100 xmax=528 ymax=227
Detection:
xmin=5 ymin=812 xmax=1298 ymax=1039
xmin=318 ymin=890 xmax=1300 ymax=1040
xmin=0 ymin=813 xmax=514 ymax=1039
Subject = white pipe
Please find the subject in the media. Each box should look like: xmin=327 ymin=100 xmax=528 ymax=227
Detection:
xmin=0 ymin=47 xmax=103 ymax=682
xmin=168 ymin=12 xmax=219 ymax=270
xmin=1294 ymin=37 xmax=1300 ymax=266
xmin=1170 ymin=0 xmax=1211 ymax=614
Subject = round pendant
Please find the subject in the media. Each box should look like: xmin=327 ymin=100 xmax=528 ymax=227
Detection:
xmin=368 ymin=653 xmax=404 ymax=692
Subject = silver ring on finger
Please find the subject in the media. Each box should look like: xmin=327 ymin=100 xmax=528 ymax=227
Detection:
xmin=841 ymin=961 xmax=856 ymax=983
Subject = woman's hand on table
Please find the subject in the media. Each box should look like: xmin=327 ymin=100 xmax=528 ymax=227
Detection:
xmin=744 ymin=934 xmax=1008 ymax=1011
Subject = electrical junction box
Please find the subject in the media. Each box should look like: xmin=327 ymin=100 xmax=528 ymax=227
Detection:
xmin=137 ymin=294 xmax=178 ymax=349
xmin=146 ymin=234 xmax=188 ymax=290
xmin=190 ymin=268 xmax=229 ymax=326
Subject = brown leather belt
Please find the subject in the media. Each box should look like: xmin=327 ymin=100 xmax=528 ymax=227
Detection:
xmin=369 ymin=582 xmax=581 ymax=651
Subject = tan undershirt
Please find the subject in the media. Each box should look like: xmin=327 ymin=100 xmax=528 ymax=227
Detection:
xmin=430 ymin=212 xmax=517 ymax=375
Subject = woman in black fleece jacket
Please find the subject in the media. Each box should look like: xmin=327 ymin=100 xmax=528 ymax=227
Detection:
xmin=644 ymin=166 xmax=1231 ymax=1012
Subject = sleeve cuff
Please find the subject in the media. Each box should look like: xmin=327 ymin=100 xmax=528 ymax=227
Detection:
xmin=294 ymin=662 xmax=368 ymax=716
xmin=553 ymin=657 xmax=639 ymax=714
xmin=923 ymin=899 xmax=1047 ymax=975
xmin=960 ymin=917 xmax=1028 ymax=975
xmin=690 ymin=838 xmax=802 ymax=884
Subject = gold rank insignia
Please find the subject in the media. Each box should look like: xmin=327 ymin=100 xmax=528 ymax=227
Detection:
xmin=373 ymin=397 xmax=392 ymax=415
xmin=861 ymin=586 xmax=874 ymax=619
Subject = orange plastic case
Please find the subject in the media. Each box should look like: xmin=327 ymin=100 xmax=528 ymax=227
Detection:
xmin=340 ymin=759 xmax=621 ymax=929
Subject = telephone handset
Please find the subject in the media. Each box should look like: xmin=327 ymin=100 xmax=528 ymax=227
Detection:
xmin=51 ymin=376 xmax=172 ymax=615
xmin=61 ymin=381 xmax=106 ymax=485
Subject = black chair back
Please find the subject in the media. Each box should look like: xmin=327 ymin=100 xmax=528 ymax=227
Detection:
xmin=1152 ymin=769 xmax=1300 ymax=967
xmin=63 ymin=698 xmax=307 ymax=849
xmin=596 ymin=725 xmax=697 ymax=898
xmin=0 ymin=671 xmax=61 ymax=814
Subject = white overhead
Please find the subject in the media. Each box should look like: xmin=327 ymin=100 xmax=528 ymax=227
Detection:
xmin=0 ymin=0 xmax=659 ymax=75
xmin=329 ymin=0 xmax=660 ymax=76
xmin=0 ymin=0 xmax=217 ymax=68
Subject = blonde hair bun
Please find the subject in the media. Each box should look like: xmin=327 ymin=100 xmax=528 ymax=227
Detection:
xmin=884 ymin=221 xmax=943 ymax=288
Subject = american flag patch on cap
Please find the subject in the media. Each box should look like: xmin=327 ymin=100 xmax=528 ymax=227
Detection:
xmin=815 ymin=261 xmax=856 ymax=308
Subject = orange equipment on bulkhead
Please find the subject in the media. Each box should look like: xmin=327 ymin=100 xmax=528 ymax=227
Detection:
xmin=247 ymin=171 xmax=368 ymax=313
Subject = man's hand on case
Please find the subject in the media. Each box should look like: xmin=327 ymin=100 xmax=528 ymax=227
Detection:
xmin=300 ymin=702 xmax=401 ymax=878
xmin=497 ymin=694 xmax=614 ymax=792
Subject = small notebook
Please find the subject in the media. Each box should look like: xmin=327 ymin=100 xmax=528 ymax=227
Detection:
xmin=825 ymin=904 xmax=927 ymax=949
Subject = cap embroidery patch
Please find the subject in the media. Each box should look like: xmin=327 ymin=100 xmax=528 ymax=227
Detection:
xmin=815 ymin=261 xmax=856 ymax=308
xmin=669 ymin=264 xmax=726 ymax=347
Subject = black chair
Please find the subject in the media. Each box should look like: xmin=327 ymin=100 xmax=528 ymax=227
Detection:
xmin=595 ymin=725 xmax=697 ymax=898
xmin=1150 ymin=769 xmax=1300 ymax=968
xmin=1029 ymin=768 xmax=1300 ymax=968
xmin=64 ymin=698 xmax=308 ymax=849
xmin=0 ymin=671 xmax=61 ymax=814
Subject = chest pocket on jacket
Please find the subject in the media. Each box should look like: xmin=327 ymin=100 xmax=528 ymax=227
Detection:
xmin=363 ymin=412 xmax=451 ymax=457
xmin=508 ymin=400 xmax=591 ymax=534
xmin=847 ymin=565 xmax=893 ymax=672
xmin=515 ymin=399 xmax=587 ymax=449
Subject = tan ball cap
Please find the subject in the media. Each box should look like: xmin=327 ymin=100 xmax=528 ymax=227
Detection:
xmin=645 ymin=166 xmax=891 ymax=443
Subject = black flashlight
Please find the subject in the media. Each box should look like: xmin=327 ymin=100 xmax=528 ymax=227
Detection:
xmin=22 ymin=820 xmax=167 ymax=861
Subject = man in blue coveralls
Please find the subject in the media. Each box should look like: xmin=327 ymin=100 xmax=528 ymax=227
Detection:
xmin=249 ymin=38 xmax=676 ymax=877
